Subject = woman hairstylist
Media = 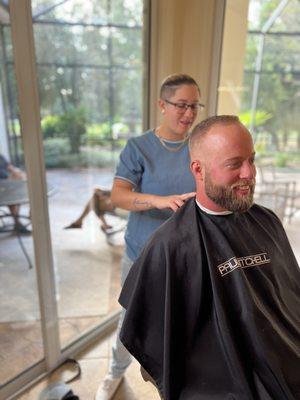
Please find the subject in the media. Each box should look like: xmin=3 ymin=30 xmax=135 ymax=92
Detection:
xmin=96 ymin=73 xmax=204 ymax=400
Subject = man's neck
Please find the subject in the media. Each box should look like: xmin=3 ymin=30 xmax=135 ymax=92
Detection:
xmin=196 ymin=199 xmax=232 ymax=215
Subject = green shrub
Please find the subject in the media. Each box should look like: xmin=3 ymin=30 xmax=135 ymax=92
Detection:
xmin=41 ymin=115 xmax=61 ymax=138
xmin=81 ymin=149 xmax=120 ymax=167
xmin=274 ymin=153 xmax=289 ymax=168
xmin=41 ymin=108 xmax=87 ymax=154
xmin=86 ymin=122 xmax=111 ymax=145
xmin=43 ymin=139 xmax=121 ymax=169
xmin=85 ymin=122 xmax=130 ymax=145
xmin=58 ymin=107 xmax=87 ymax=154
xmin=261 ymin=152 xmax=300 ymax=168
xmin=43 ymin=138 xmax=70 ymax=168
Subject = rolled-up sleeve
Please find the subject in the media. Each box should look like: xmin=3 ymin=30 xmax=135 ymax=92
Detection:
xmin=115 ymin=139 xmax=144 ymax=188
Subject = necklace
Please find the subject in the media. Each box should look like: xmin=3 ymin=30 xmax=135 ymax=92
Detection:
xmin=155 ymin=130 xmax=189 ymax=152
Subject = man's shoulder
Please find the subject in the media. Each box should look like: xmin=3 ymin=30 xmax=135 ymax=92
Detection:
xmin=250 ymin=203 xmax=282 ymax=223
xmin=149 ymin=199 xmax=197 ymax=244
xmin=135 ymin=199 xmax=198 ymax=276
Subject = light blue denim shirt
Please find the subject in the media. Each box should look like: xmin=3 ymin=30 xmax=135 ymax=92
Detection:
xmin=115 ymin=130 xmax=195 ymax=261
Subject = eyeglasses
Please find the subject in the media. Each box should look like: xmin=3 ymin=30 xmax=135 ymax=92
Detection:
xmin=164 ymin=99 xmax=205 ymax=113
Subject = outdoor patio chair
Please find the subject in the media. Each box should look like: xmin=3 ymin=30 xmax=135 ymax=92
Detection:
xmin=0 ymin=206 xmax=33 ymax=269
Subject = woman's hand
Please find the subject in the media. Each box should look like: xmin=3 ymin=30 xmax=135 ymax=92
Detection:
xmin=111 ymin=178 xmax=196 ymax=212
xmin=151 ymin=192 xmax=196 ymax=212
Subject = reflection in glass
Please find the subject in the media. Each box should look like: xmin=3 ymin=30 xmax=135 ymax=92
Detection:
xmin=0 ymin=13 xmax=44 ymax=385
xmin=32 ymin=0 xmax=144 ymax=348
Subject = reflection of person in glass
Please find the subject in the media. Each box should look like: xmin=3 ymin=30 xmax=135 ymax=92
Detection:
xmin=95 ymin=74 xmax=204 ymax=400
xmin=64 ymin=188 xmax=116 ymax=233
xmin=0 ymin=154 xmax=31 ymax=234
xmin=119 ymin=116 xmax=300 ymax=400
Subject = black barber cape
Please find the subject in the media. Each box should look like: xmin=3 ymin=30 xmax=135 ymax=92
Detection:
xmin=119 ymin=199 xmax=300 ymax=400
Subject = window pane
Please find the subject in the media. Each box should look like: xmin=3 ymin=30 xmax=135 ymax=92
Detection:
xmin=32 ymin=0 xmax=144 ymax=348
xmin=218 ymin=0 xmax=300 ymax=261
xmin=0 ymin=20 xmax=44 ymax=385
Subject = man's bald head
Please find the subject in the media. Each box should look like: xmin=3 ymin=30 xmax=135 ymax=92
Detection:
xmin=189 ymin=115 xmax=243 ymax=161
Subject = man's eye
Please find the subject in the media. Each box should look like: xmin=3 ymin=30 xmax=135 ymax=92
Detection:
xmin=176 ymin=103 xmax=187 ymax=109
xmin=227 ymin=162 xmax=241 ymax=169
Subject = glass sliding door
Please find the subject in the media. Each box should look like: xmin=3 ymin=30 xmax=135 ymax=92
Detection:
xmin=0 ymin=10 xmax=44 ymax=388
xmin=31 ymin=0 xmax=144 ymax=349
xmin=0 ymin=0 xmax=146 ymax=398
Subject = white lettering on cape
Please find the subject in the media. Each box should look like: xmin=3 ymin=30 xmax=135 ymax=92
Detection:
xmin=217 ymin=252 xmax=270 ymax=277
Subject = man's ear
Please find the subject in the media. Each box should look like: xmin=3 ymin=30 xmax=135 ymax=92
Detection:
xmin=190 ymin=160 xmax=204 ymax=180
xmin=158 ymin=99 xmax=166 ymax=114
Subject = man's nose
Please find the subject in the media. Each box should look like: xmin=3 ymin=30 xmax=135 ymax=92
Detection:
xmin=240 ymin=162 xmax=256 ymax=179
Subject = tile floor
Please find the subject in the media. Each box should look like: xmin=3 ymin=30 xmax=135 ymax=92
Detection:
xmin=0 ymin=166 xmax=125 ymax=386
xmin=0 ymin=234 xmax=122 ymax=386
xmin=17 ymin=329 xmax=161 ymax=400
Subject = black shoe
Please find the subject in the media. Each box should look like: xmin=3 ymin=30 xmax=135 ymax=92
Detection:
xmin=64 ymin=222 xmax=82 ymax=229
xmin=14 ymin=224 xmax=31 ymax=235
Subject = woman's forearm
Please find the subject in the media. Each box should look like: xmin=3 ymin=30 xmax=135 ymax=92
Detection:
xmin=110 ymin=179 xmax=196 ymax=212
xmin=111 ymin=185 xmax=157 ymax=211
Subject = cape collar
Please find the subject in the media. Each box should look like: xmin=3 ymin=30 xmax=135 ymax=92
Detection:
xmin=196 ymin=199 xmax=233 ymax=216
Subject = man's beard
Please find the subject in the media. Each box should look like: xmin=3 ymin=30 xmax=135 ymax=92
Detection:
xmin=204 ymin=171 xmax=255 ymax=212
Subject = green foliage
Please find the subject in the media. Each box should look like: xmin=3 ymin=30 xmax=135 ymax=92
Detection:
xmin=86 ymin=122 xmax=111 ymax=145
xmin=41 ymin=108 xmax=87 ymax=154
xmin=41 ymin=114 xmax=61 ymax=138
xmin=43 ymin=138 xmax=70 ymax=168
xmin=241 ymin=1 xmax=300 ymax=152
xmin=31 ymin=2 xmax=143 ymax=125
xmin=239 ymin=110 xmax=272 ymax=129
xmin=257 ymin=151 xmax=300 ymax=169
xmin=5 ymin=1 xmax=144 ymax=168
xmin=43 ymin=138 xmax=120 ymax=169
xmin=274 ymin=153 xmax=289 ymax=168
xmin=58 ymin=107 xmax=87 ymax=154
xmin=254 ymin=142 xmax=266 ymax=156
xmin=85 ymin=121 xmax=130 ymax=145
xmin=80 ymin=149 xmax=120 ymax=168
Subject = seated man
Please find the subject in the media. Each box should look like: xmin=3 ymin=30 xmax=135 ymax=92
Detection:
xmin=118 ymin=115 xmax=300 ymax=400
xmin=64 ymin=188 xmax=119 ymax=233
xmin=0 ymin=154 xmax=31 ymax=234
